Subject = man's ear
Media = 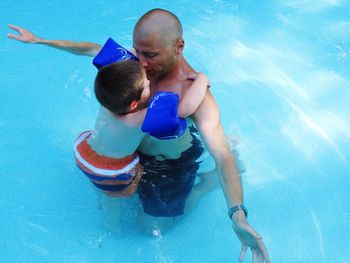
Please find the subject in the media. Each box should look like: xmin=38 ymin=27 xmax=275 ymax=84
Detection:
xmin=175 ymin=38 xmax=184 ymax=54
xmin=130 ymin=100 xmax=138 ymax=111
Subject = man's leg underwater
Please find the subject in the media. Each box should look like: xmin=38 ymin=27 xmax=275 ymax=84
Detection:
xmin=184 ymin=140 xmax=247 ymax=214
xmin=136 ymin=168 xmax=219 ymax=236
xmin=182 ymin=168 xmax=219 ymax=214
xmin=136 ymin=145 xmax=246 ymax=236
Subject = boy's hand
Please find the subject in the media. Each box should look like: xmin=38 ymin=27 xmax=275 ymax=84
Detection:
xmin=187 ymin=73 xmax=199 ymax=81
xmin=187 ymin=73 xmax=210 ymax=87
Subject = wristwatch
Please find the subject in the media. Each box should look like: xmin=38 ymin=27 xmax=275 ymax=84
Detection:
xmin=228 ymin=204 xmax=248 ymax=219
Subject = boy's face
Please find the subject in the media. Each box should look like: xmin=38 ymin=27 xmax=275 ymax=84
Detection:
xmin=138 ymin=71 xmax=151 ymax=107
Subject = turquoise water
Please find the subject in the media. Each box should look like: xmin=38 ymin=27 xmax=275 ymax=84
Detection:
xmin=1 ymin=1 xmax=350 ymax=262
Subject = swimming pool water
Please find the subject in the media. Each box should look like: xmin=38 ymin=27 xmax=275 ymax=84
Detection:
xmin=1 ymin=1 xmax=350 ymax=262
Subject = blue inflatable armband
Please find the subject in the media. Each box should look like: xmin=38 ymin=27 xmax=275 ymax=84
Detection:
xmin=93 ymin=38 xmax=139 ymax=69
xmin=141 ymin=92 xmax=187 ymax=140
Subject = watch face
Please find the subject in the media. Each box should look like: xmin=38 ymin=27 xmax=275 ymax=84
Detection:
xmin=228 ymin=205 xmax=248 ymax=219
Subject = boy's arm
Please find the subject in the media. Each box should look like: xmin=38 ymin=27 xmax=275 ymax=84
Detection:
xmin=7 ymin=24 xmax=101 ymax=57
xmin=178 ymin=72 xmax=209 ymax=118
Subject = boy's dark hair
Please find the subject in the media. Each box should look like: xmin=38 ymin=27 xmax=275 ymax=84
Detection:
xmin=94 ymin=60 xmax=144 ymax=114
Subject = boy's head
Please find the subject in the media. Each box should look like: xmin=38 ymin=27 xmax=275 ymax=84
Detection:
xmin=94 ymin=60 xmax=150 ymax=114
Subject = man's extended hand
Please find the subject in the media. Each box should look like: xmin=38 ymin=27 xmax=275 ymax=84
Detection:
xmin=232 ymin=211 xmax=271 ymax=263
xmin=7 ymin=24 xmax=101 ymax=56
xmin=7 ymin=24 xmax=39 ymax=43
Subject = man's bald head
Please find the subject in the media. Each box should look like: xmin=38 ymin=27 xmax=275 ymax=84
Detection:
xmin=134 ymin=9 xmax=183 ymax=45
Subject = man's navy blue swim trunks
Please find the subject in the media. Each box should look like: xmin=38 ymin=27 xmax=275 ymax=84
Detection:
xmin=137 ymin=126 xmax=204 ymax=217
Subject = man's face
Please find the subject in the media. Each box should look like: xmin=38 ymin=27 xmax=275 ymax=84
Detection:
xmin=133 ymin=32 xmax=176 ymax=78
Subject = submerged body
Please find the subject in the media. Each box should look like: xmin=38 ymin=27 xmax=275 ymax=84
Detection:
xmin=138 ymin=122 xmax=205 ymax=217
xmin=74 ymin=106 xmax=145 ymax=196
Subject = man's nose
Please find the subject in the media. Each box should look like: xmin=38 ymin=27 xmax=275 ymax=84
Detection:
xmin=138 ymin=55 xmax=149 ymax=67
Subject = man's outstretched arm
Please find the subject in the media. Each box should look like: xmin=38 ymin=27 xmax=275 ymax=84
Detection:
xmin=7 ymin=24 xmax=101 ymax=57
xmin=193 ymin=90 xmax=271 ymax=263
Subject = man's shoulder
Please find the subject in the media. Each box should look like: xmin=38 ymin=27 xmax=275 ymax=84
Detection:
xmin=197 ymin=90 xmax=217 ymax=110
xmin=193 ymin=90 xmax=219 ymax=125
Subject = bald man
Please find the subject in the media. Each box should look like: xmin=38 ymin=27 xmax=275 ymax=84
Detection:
xmin=8 ymin=9 xmax=271 ymax=262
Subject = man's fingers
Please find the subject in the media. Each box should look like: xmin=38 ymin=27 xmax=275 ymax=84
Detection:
xmin=8 ymin=24 xmax=17 ymax=30
xmin=252 ymin=248 xmax=258 ymax=263
xmin=6 ymin=33 xmax=19 ymax=40
xmin=257 ymin=240 xmax=271 ymax=263
xmin=8 ymin=24 xmax=22 ymax=33
xmin=239 ymin=245 xmax=247 ymax=262
xmin=254 ymin=232 xmax=263 ymax=240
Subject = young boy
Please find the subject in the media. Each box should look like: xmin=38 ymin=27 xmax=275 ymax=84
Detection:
xmin=75 ymin=59 xmax=209 ymax=196
xmin=73 ymin=59 xmax=209 ymax=232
